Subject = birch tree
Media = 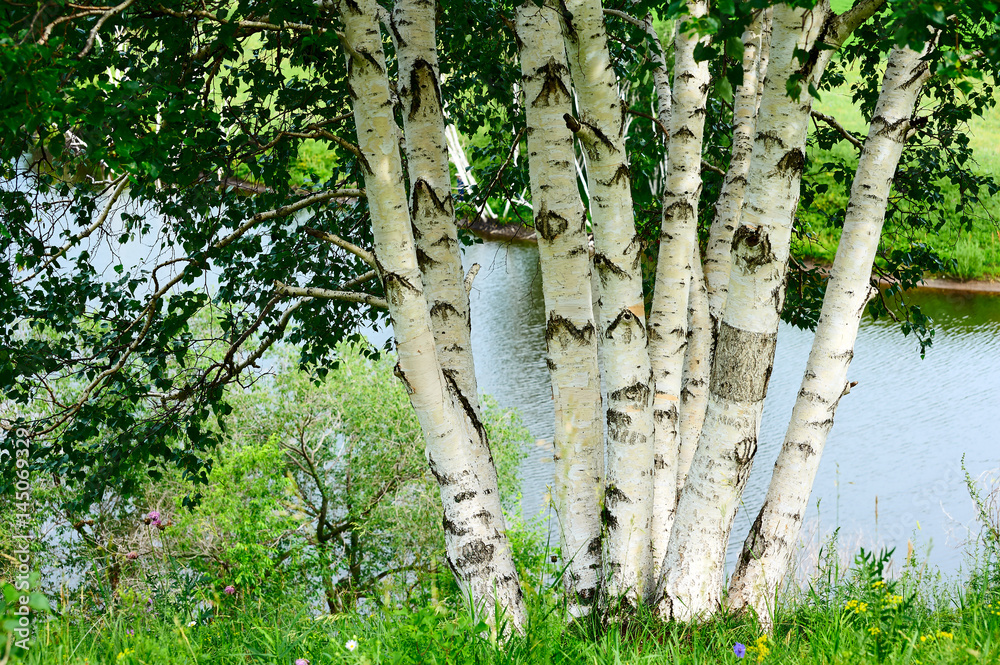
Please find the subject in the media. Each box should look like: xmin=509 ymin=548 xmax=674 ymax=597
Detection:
xmin=3 ymin=0 xmax=997 ymax=633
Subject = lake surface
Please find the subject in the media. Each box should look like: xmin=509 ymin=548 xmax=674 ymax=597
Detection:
xmin=463 ymin=241 xmax=1000 ymax=579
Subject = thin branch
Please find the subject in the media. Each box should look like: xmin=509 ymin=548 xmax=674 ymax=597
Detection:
xmin=811 ymin=110 xmax=863 ymax=150
xmin=301 ymin=228 xmax=377 ymax=269
xmin=274 ymin=281 xmax=387 ymax=309
xmin=15 ymin=175 xmax=129 ymax=286
xmin=338 ymin=269 xmax=377 ymax=290
xmin=628 ymin=108 xmax=668 ymax=138
xmin=77 ymin=0 xmax=137 ymax=58
xmin=701 ymin=160 xmax=726 ymax=177
xmin=214 ymin=189 xmax=363 ymax=250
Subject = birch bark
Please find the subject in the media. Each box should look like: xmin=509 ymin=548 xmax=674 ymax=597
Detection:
xmin=658 ymin=0 xmax=885 ymax=619
xmin=340 ymin=0 xmax=525 ymax=629
xmin=677 ymin=241 xmax=710 ymax=491
xmin=727 ymin=39 xmax=935 ymax=626
xmin=658 ymin=1 xmax=833 ymax=620
xmin=703 ymin=10 xmax=766 ymax=329
xmin=515 ymin=0 xmax=604 ymax=614
xmin=391 ymin=0 xmax=480 ymax=414
xmin=648 ymin=0 xmax=711 ymax=574
xmin=560 ymin=0 xmax=655 ymax=603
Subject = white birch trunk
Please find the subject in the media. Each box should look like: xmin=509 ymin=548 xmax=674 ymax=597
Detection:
xmin=677 ymin=241 xmax=711 ymax=491
xmin=340 ymin=0 xmax=525 ymax=629
xmin=658 ymin=1 xmax=833 ymax=620
xmin=561 ymin=0 xmax=655 ymax=603
xmin=727 ymin=40 xmax=935 ymax=626
xmin=648 ymin=0 xmax=711 ymax=575
xmin=703 ymin=10 xmax=765 ymax=330
xmin=515 ymin=0 xmax=604 ymax=615
xmin=392 ymin=0 xmax=480 ymax=414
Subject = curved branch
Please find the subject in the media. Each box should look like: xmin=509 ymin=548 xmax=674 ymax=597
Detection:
xmin=301 ymin=227 xmax=377 ymax=268
xmin=274 ymin=281 xmax=387 ymax=309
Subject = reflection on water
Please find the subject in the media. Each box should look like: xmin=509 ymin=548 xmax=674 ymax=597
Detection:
xmin=464 ymin=241 xmax=1000 ymax=577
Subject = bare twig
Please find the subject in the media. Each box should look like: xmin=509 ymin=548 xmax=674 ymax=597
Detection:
xmin=301 ymin=228 xmax=377 ymax=269
xmin=274 ymin=281 xmax=387 ymax=309
xmin=811 ymin=110 xmax=864 ymax=150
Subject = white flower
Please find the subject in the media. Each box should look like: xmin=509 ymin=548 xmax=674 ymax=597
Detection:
xmin=345 ymin=639 xmax=358 ymax=652
xmin=188 ymin=621 xmax=196 ymax=627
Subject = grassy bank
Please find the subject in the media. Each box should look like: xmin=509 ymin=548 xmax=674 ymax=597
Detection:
xmin=7 ymin=550 xmax=1000 ymax=665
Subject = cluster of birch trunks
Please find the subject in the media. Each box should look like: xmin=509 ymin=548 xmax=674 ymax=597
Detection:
xmin=335 ymin=0 xmax=938 ymax=631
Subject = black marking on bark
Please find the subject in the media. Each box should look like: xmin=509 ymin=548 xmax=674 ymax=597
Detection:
xmin=535 ymin=209 xmax=571 ymax=240
xmin=604 ymin=306 xmax=643 ymax=341
xmin=758 ymin=131 xmax=786 ymax=151
xmin=546 ymin=358 xmax=557 ymax=371
xmin=407 ymin=58 xmax=442 ymax=120
xmin=606 ymin=408 xmax=632 ymax=431
xmin=546 ymin=313 xmax=595 ymax=345
xmin=387 ymin=12 xmax=407 ymax=49
xmin=797 ymin=442 xmax=816 ymax=456
xmin=775 ymin=148 xmax=805 ymax=178
xmin=605 ymin=485 xmax=630 ymax=507
xmin=733 ymin=502 xmax=767 ymax=577
xmin=441 ymin=369 xmax=487 ymax=441
xmin=430 ymin=301 xmax=461 ymax=320
xmin=587 ymin=536 xmax=601 ymax=556
xmin=443 ymin=516 xmax=470 ymax=536
xmin=533 ymin=58 xmax=572 ymax=107
xmin=653 ymin=454 xmax=667 ymax=470
xmin=411 ymin=178 xmax=451 ymax=219
xmin=593 ymin=253 xmax=628 ymax=283
xmin=415 ymin=247 xmax=436 ymax=272
xmin=472 ymin=509 xmax=493 ymax=524
xmin=610 ymin=380 xmax=650 ymax=404
xmin=453 ymin=490 xmax=477 ymax=503
xmin=731 ymin=225 xmax=775 ymax=272
xmin=393 ymin=362 xmax=414 ymax=395
xmin=734 ymin=435 xmax=758 ymax=490
xmin=874 ymin=115 xmax=910 ymax=140
xmin=600 ymin=164 xmax=631 ymax=188
xmin=673 ymin=126 xmax=696 ymax=140
xmin=663 ymin=199 xmax=695 ymax=222
xmin=901 ymin=62 xmax=930 ymax=90
xmin=601 ymin=506 xmax=619 ymax=530
xmin=343 ymin=0 xmax=361 ymax=13
xmin=457 ymin=539 xmax=495 ymax=568
xmin=710 ymin=322 xmax=777 ymax=402
xmin=653 ymin=407 xmax=677 ymax=424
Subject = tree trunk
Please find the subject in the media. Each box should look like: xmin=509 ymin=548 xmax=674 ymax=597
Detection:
xmin=515 ymin=0 xmax=604 ymax=616
xmin=392 ymin=0 xmax=480 ymax=415
xmin=339 ymin=0 xmax=526 ymax=630
xmin=703 ymin=9 xmax=766 ymax=330
xmin=727 ymin=39 xmax=935 ymax=627
xmin=657 ymin=1 xmax=833 ymax=620
xmin=560 ymin=0 xmax=655 ymax=603
xmin=677 ymin=241 xmax=711 ymax=491
xmin=648 ymin=0 xmax=711 ymax=577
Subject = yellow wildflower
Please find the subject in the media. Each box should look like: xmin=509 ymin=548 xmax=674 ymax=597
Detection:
xmin=937 ymin=631 xmax=953 ymax=640
xmin=868 ymin=626 xmax=881 ymax=635
xmin=872 ymin=580 xmax=886 ymax=589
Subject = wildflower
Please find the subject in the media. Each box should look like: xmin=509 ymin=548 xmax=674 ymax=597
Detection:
xmin=868 ymin=626 xmax=881 ymax=635
xmin=734 ymin=642 xmax=746 ymax=658
xmin=188 ymin=620 xmax=196 ymax=627
xmin=884 ymin=594 xmax=903 ymax=606
xmin=126 ymin=628 xmax=135 ymax=637
xmin=144 ymin=510 xmax=161 ymax=526
xmin=224 ymin=585 xmax=236 ymax=595
xmin=126 ymin=551 xmax=139 ymax=560
xmin=872 ymin=580 xmax=886 ymax=589
xmin=346 ymin=638 xmax=359 ymax=652
xmin=295 ymin=660 xmax=310 ymax=665
xmin=116 ymin=648 xmax=135 ymax=661
xmin=937 ymin=630 xmax=953 ymax=640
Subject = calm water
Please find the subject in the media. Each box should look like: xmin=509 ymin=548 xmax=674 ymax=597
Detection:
xmin=464 ymin=241 xmax=1000 ymax=578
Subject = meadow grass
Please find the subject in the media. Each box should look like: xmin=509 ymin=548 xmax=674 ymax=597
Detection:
xmin=11 ymin=549 xmax=1000 ymax=665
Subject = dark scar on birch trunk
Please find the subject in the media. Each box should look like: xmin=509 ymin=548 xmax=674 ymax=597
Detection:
xmin=610 ymin=381 xmax=651 ymax=403
xmin=457 ymin=539 xmax=495 ymax=568
xmin=593 ymin=253 xmax=629 ymax=283
xmin=599 ymin=164 xmax=630 ymax=188
xmin=731 ymin=225 xmax=775 ymax=272
xmin=453 ymin=490 xmax=477 ymax=503
xmin=545 ymin=313 xmax=595 ymax=344
xmin=442 ymin=369 xmax=487 ymax=440
xmin=443 ymin=516 xmax=471 ymax=536
xmin=430 ymin=301 xmax=461 ymax=320
xmin=532 ymin=59 xmax=572 ymax=107
xmin=775 ymin=148 xmax=805 ymax=177
xmin=601 ymin=506 xmax=619 ymax=530
xmin=415 ymin=247 xmax=437 ymax=271
xmin=605 ymin=484 xmax=631 ymax=504
xmin=407 ymin=59 xmax=443 ymax=120
xmin=535 ymin=209 xmax=570 ymax=240
xmin=411 ymin=178 xmax=453 ymax=218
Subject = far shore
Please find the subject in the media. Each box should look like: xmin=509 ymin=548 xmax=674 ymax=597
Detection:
xmin=461 ymin=218 xmax=1000 ymax=296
